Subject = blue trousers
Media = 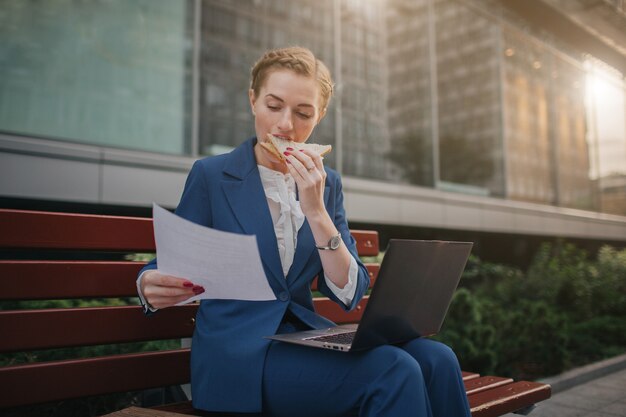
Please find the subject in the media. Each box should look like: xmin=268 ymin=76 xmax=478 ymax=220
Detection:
xmin=262 ymin=338 xmax=471 ymax=417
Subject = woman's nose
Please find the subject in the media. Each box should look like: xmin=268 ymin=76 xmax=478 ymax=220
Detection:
xmin=277 ymin=110 xmax=293 ymax=131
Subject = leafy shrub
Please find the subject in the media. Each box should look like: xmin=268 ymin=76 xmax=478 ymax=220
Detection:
xmin=441 ymin=242 xmax=626 ymax=380
xmin=436 ymin=288 xmax=497 ymax=374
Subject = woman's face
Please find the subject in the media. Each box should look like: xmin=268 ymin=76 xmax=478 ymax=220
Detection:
xmin=250 ymin=69 xmax=326 ymax=167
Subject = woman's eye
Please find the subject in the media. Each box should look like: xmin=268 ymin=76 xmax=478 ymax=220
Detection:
xmin=298 ymin=112 xmax=313 ymax=119
xmin=268 ymin=105 xmax=280 ymax=111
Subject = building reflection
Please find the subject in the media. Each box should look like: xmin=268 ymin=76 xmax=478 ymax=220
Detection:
xmin=0 ymin=0 xmax=624 ymax=217
xmin=387 ymin=0 xmax=599 ymax=211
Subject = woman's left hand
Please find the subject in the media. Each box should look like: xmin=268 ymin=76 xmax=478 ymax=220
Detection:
xmin=284 ymin=148 xmax=326 ymax=218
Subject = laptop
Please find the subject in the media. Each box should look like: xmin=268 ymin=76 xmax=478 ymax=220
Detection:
xmin=266 ymin=239 xmax=473 ymax=352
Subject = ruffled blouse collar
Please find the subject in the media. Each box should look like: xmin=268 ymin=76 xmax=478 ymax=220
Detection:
xmin=257 ymin=165 xmax=305 ymax=277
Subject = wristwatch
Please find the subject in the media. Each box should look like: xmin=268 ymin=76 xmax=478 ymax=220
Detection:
xmin=316 ymin=233 xmax=342 ymax=250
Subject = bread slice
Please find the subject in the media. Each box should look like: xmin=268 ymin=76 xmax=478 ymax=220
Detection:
xmin=260 ymin=133 xmax=332 ymax=161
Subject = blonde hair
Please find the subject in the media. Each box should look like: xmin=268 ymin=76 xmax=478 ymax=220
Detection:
xmin=250 ymin=46 xmax=334 ymax=110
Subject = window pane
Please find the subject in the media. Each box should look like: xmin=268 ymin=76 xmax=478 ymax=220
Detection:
xmin=587 ymin=59 xmax=626 ymax=216
xmin=552 ymin=56 xmax=594 ymax=210
xmin=387 ymin=0 xmax=433 ymax=187
xmin=0 ymin=0 xmax=192 ymax=155
xmin=502 ymin=28 xmax=595 ymax=210
xmin=435 ymin=1 xmax=504 ymax=196
xmin=198 ymin=0 xmax=337 ymax=162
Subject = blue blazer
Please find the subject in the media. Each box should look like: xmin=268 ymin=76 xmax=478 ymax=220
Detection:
xmin=140 ymin=137 xmax=370 ymax=413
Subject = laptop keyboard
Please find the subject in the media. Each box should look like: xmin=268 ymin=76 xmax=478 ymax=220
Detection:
xmin=305 ymin=331 xmax=356 ymax=345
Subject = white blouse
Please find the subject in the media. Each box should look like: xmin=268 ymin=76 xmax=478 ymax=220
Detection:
xmin=257 ymin=165 xmax=358 ymax=306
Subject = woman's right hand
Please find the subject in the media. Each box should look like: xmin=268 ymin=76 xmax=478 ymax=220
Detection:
xmin=140 ymin=270 xmax=205 ymax=309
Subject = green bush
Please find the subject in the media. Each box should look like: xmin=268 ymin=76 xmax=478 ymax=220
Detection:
xmin=440 ymin=242 xmax=626 ymax=381
xmin=568 ymin=316 xmax=626 ymax=364
xmin=436 ymin=288 xmax=497 ymax=374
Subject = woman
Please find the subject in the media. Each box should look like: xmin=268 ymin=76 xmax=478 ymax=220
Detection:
xmin=137 ymin=46 xmax=471 ymax=417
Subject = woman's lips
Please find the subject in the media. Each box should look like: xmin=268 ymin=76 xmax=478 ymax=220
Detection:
xmin=271 ymin=133 xmax=292 ymax=141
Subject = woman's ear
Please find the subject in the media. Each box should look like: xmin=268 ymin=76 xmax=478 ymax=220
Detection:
xmin=249 ymin=89 xmax=257 ymax=116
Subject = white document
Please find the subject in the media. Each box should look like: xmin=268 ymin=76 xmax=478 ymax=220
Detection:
xmin=152 ymin=203 xmax=276 ymax=303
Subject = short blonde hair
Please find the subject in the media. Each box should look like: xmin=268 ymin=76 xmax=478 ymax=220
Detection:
xmin=250 ymin=46 xmax=334 ymax=110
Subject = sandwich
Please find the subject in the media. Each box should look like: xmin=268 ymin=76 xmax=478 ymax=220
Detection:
xmin=260 ymin=133 xmax=332 ymax=161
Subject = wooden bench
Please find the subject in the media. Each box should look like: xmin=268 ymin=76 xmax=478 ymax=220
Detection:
xmin=0 ymin=208 xmax=551 ymax=416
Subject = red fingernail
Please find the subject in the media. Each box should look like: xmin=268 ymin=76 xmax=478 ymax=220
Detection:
xmin=183 ymin=282 xmax=194 ymax=288
xmin=299 ymin=149 xmax=305 ymax=152
xmin=283 ymin=151 xmax=290 ymax=156
xmin=286 ymin=147 xmax=294 ymax=151
xmin=193 ymin=286 xmax=205 ymax=295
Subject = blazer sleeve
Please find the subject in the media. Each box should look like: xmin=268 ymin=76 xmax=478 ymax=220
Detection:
xmin=316 ymin=173 xmax=370 ymax=312
xmin=137 ymin=160 xmax=213 ymax=312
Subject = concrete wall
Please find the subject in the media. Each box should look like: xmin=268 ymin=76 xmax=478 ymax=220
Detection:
xmin=2 ymin=133 xmax=625 ymax=242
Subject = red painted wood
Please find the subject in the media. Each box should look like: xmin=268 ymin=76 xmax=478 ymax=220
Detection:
xmin=468 ymin=381 xmax=552 ymax=417
xmin=0 ymin=297 xmax=358 ymax=352
xmin=351 ymin=230 xmax=379 ymax=256
xmin=0 ymin=210 xmax=551 ymax=416
xmin=122 ymin=379 xmax=549 ymax=417
xmin=464 ymin=376 xmax=514 ymax=395
xmin=0 ymin=211 xmax=378 ymax=255
xmin=463 ymin=371 xmax=481 ymax=381
xmin=313 ymin=296 xmax=369 ymax=324
xmin=0 ymin=297 xmax=368 ymax=352
xmin=365 ymin=263 xmax=380 ymax=283
xmin=0 ymin=349 xmax=191 ymax=409
xmin=0 ymin=260 xmax=144 ymax=300
xmin=0 ymin=209 xmax=155 ymax=251
xmin=0 ymin=305 xmax=198 ymax=352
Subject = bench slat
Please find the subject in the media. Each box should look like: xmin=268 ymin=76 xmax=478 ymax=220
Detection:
xmin=463 ymin=371 xmax=481 ymax=381
xmin=468 ymin=381 xmax=552 ymax=417
xmin=1 ymin=297 xmax=373 ymax=353
xmin=0 ymin=210 xmax=378 ymax=255
xmin=0 ymin=349 xmax=191 ymax=409
xmin=129 ymin=379 xmax=547 ymax=417
xmin=0 ymin=305 xmax=198 ymax=352
xmin=314 ymin=296 xmax=369 ymax=324
xmin=364 ymin=263 xmax=380 ymax=283
xmin=0 ymin=260 xmax=143 ymax=300
xmin=464 ymin=376 xmax=514 ymax=395
xmin=1 ymin=297 xmax=370 ymax=352
xmin=351 ymin=230 xmax=379 ymax=256
xmin=0 ymin=209 xmax=155 ymax=251
xmin=2 ymin=261 xmax=379 ymax=300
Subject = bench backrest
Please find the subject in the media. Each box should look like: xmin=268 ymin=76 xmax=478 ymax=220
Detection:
xmin=0 ymin=208 xmax=380 ymax=408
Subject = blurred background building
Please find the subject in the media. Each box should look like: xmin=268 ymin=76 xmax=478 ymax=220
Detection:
xmin=1 ymin=0 xmax=625 ymax=265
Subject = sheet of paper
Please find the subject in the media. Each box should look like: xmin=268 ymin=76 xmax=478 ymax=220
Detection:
xmin=152 ymin=203 xmax=276 ymax=303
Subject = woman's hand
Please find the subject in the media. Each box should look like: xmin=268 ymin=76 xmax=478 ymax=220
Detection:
xmin=285 ymin=148 xmax=351 ymax=289
xmin=140 ymin=270 xmax=205 ymax=310
xmin=284 ymin=148 xmax=326 ymax=219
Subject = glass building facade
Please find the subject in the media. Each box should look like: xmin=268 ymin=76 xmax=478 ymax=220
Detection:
xmin=386 ymin=0 xmax=601 ymax=210
xmin=0 ymin=0 xmax=194 ymax=155
xmin=0 ymin=0 xmax=625 ymax=215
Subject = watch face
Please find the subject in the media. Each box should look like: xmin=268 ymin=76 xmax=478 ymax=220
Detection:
xmin=330 ymin=234 xmax=341 ymax=250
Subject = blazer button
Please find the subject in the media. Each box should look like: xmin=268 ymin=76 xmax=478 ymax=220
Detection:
xmin=279 ymin=292 xmax=289 ymax=302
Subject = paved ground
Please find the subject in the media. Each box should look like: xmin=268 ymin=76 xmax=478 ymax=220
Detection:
xmin=504 ymin=355 xmax=626 ymax=417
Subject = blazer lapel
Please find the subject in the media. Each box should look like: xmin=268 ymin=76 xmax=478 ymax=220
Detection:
xmin=221 ymin=138 xmax=286 ymax=291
